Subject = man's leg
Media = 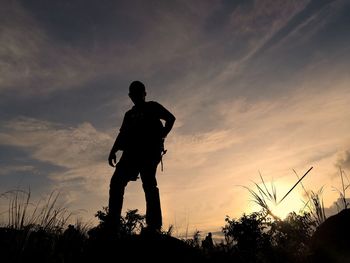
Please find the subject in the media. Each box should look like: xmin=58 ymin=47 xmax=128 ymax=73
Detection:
xmin=140 ymin=162 xmax=162 ymax=231
xmin=108 ymin=164 xmax=128 ymax=230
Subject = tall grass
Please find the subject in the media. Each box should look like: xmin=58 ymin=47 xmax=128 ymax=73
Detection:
xmin=1 ymin=188 xmax=72 ymax=233
xmin=0 ymin=189 xmax=81 ymax=262
xmin=294 ymin=169 xmax=326 ymax=225
xmin=243 ymin=171 xmax=280 ymax=220
xmin=297 ymin=167 xmax=349 ymax=225
xmin=245 ymin=166 xmax=349 ymax=227
xmin=332 ymin=167 xmax=349 ymax=211
xmin=244 ymin=167 xmax=313 ymax=221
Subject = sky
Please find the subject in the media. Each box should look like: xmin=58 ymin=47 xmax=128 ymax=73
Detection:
xmin=1 ymin=0 xmax=350 ymax=238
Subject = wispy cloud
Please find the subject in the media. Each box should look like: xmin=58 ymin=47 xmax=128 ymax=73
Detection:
xmin=250 ymin=0 xmax=333 ymax=58
xmin=0 ymin=1 xmax=97 ymax=95
xmin=0 ymin=0 xmax=311 ymax=98
xmin=0 ymin=164 xmax=35 ymax=176
xmin=0 ymin=117 xmax=113 ymax=211
xmin=161 ymin=72 xmax=350 ymax=231
xmin=336 ymin=151 xmax=350 ymax=170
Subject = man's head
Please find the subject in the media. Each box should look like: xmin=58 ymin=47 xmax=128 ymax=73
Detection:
xmin=129 ymin=80 xmax=146 ymax=105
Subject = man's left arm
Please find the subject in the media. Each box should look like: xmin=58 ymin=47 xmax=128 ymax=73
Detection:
xmin=157 ymin=103 xmax=176 ymax=138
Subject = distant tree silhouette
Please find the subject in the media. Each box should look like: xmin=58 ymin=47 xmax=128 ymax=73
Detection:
xmin=222 ymin=211 xmax=315 ymax=263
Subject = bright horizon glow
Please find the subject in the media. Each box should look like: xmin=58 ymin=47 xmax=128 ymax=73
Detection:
xmin=244 ymin=180 xmax=311 ymax=220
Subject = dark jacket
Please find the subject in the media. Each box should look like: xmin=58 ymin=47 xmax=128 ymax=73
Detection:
xmin=114 ymin=101 xmax=175 ymax=154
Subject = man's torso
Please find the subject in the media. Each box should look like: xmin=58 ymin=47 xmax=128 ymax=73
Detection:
xmin=121 ymin=101 xmax=164 ymax=154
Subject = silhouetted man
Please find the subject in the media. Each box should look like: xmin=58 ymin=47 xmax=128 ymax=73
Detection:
xmin=202 ymin=232 xmax=214 ymax=250
xmin=108 ymin=80 xmax=175 ymax=233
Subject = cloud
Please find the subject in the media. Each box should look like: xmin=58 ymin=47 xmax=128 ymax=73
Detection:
xmin=0 ymin=1 xmax=97 ymax=95
xmin=0 ymin=117 xmax=113 ymax=201
xmin=4 ymin=0 xmax=343 ymax=133
xmin=166 ymin=129 xmax=243 ymax=170
xmin=251 ymin=0 xmax=333 ymax=57
xmin=1 ymin=0 xmax=213 ymax=95
xmin=336 ymin=151 xmax=350 ymax=170
xmin=1 ymin=0 xmax=312 ymax=99
xmin=160 ymin=72 xmax=350 ymax=229
xmin=324 ymin=197 xmax=350 ymax=217
xmin=197 ymin=0 xmax=350 ymax=106
xmin=0 ymin=117 xmax=120 ymax=222
xmin=0 ymin=164 xmax=35 ymax=176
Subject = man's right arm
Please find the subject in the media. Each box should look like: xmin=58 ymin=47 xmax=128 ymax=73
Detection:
xmin=110 ymin=131 xmax=124 ymax=154
xmin=108 ymin=113 xmax=128 ymax=167
xmin=108 ymin=134 xmax=122 ymax=167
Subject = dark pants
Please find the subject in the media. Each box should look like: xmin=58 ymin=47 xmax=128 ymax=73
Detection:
xmin=108 ymin=151 xmax=162 ymax=230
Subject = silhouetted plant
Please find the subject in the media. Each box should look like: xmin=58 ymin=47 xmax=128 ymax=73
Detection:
xmin=308 ymin=188 xmax=327 ymax=225
xmin=94 ymin=206 xmax=109 ymax=224
xmin=223 ymin=211 xmax=272 ymax=262
xmin=244 ymin=167 xmax=313 ymax=221
xmin=332 ymin=167 xmax=349 ymax=210
xmin=295 ymin=169 xmax=327 ymax=226
xmin=1 ymin=188 xmax=71 ymax=233
xmin=184 ymin=230 xmax=201 ymax=248
xmin=243 ymin=173 xmax=280 ymax=220
xmin=0 ymin=189 xmax=88 ymax=263
xmin=94 ymin=206 xmax=145 ymax=235
xmin=120 ymin=209 xmax=145 ymax=235
xmin=162 ymin=224 xmax=174 ymax=236
xmin=222 ymin=211 xmax=315 ymax=263
xmin=269 ymin=212 xmax=315 ymax=262
xmin=297 ymin=167 xmax=349 ymax=226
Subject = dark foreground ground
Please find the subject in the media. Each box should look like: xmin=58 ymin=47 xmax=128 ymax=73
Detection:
xmin=86 ymin=232 xmax=206 ymax=263
xmin=0 ymin=228 xmax=207 ymax=263
xmin=1 ymin=209 xmax=350 ymax=263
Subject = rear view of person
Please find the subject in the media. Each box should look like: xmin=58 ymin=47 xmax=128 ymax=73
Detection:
xmin=107 ymin=80 xmax=175 ymax=234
